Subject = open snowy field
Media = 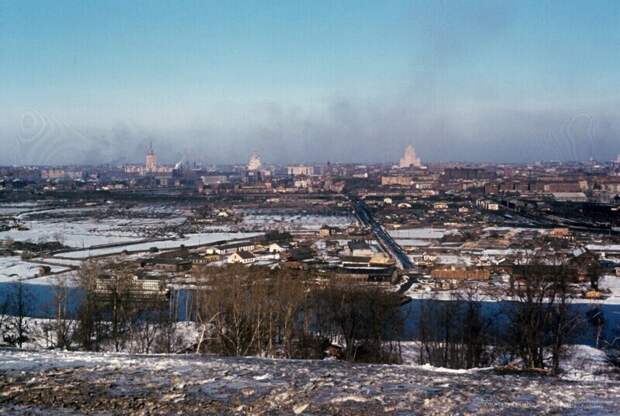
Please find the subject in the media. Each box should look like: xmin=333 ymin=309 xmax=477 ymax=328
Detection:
xmin=0 ymin=204 xmax=198 ymax=249
xmin=388 ymin=227 xmax=453 ymax=240
xmin=0 ymin=202 xmax=53 ymax=216
xmin=0 ymin=217 xmax=187 ymax=248
xmin=55 ymin=232 xmax=262 ymax=259
xmin=239 ymin=213 xmax=355 ymax=231
xmin=0 ymin=348 xmax=618 ymax=415
xmin=0 ymin=257 xmax=70 ymax=283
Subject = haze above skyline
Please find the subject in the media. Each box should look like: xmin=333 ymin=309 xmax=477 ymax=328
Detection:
xmin=1 ymin=0 xmax=619 ymax=165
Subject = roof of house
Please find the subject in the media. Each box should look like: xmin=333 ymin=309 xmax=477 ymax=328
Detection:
xmin=341 ymin=256 xmax=372 ymax=263
xmin=348 ymin=240 xmax=370 ymax=251
xmin=217 ymin=241 xmax=255 ymax=250
xmin=233 ymin=251 xmax=255 ymax=260
xmin=142 ymin=258 xmax=191 ymax=265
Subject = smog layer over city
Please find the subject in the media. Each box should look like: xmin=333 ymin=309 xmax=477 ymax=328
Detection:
xmin=1 ymin=1 xmax=620 ymax=415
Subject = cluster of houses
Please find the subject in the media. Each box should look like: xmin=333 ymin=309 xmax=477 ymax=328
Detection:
xmin=91 ymin=230 xmax=402 ymax=296
xmin=397 ymin=225 xmax=619 ymax=296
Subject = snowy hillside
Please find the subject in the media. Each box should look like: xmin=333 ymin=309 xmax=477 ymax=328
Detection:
xmin=0 ymin=348 xmax=619 ymax=415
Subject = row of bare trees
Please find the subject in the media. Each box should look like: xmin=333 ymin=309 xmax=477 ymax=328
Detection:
xmin=193 ymin=265 xmax=404 ymax=362
xmin=417 ymin=288 xmax=498 ymax=369
xmin=73 ymin=261 xmax=180 ymax=353
xmin=0 ymin=261 xmax=181 ymax=353
xmin=0 ymin=280 xmax=32 ymax=348
xmin=417 ymin=249 xmax=585 ymax=374
xmin=1 ymin=261 xmax=404 ymax=362
xmin=504 ymin=251 xmax=582 ymax=374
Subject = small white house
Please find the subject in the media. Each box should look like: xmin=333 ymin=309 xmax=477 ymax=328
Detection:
xmin=227 ymin=251 xmax=256 ymax=264
xmin=268 ymin=243 xmax=286 ymax=253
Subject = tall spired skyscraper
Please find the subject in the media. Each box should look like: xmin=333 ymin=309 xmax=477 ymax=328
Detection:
xmin=399 ymin=145 xmax=422 ymax=168
xmin=145 ymin=142 xmax=157 ymax=172
xmin=247 ymin=151 xmax=262 ymax=171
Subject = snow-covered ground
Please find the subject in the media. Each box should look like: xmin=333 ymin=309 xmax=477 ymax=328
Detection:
xmin=389 ymin=227 xmax=450 ymax=240
xmin=396 ymin=238 xmax=432 ymax=247
xmin=56 ymin=232 xmax=262 ymax=259
xmin=239 ymin=213 xmax=355 ymax=231
xmin=0 ymin=202 xmax=51 ymax=216
xmin=0 ymin=347 xmax=618 ymax=415
xmin=587 ymin=244 xmax=620 ymax=253
xmin=0 ymin=257 xmax=70 ymax=283
xmin=600 ymin=274 xmax=620 ymax=304
xmin=0 ymin=217 xmax=187 ymax=248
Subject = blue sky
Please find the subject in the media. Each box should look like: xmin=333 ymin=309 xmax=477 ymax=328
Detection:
xmin=0 ymin=0 xmax=619 ymax=164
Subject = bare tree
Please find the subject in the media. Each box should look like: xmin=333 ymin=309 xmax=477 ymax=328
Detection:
xmin=75 ymin=261 xmax=106 ymax=351
xmin=504 ymin=245 xmax=581 ymax=373
xmin=417 ymin=289 xmax=497 ymax=369
xmin=318 ymin=284 xmax=403 ymax=363
xmin=52 ymin=278 xmax=73 ymax=349
xmin=192 ymin=265 xmax=402 ymax=363
xmin=9 ymin=280 xmax=32 ymax=348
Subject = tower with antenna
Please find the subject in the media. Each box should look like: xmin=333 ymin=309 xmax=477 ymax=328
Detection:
xmin=145 ymin=141 xmax=157 ymax=173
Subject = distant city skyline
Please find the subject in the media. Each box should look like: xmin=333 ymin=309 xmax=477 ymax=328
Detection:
xmin=1 ymin=1 xmax=619 ymax=165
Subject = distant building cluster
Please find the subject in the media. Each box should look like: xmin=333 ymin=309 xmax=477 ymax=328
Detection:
xmin=124 ymin=143 xmax=173 ymax=176
xmin=2 ymin=143 xmax=620 ymax=212
xmin=288 ymin=165 xmax=314 ymax=176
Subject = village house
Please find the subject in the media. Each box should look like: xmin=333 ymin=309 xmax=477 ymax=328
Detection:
xmin=341 ymin=255 xmax=372 ymax=268
xmin=95 ymin=273 xmax=168 ymax=295
xmin=140 ymin=258 xmax=192 ymax=273
xmin=267 ymin=242 xmax=287 ymax=253
xmin=369 ymin=253 xmax=396 ymax=266
xmin=227 ymin=251 xmax=256 ymax=264
xmin=319 ymin=225 xmax=337 ymax=237
xmin=347 ymin=240 xmax=374 ymax=257
xmin=207 ymin=241 xmax=256 ymax=255
xmin=431 ymin=266 xmax=491 ymax=281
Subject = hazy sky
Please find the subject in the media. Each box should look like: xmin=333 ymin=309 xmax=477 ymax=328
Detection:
xmin=1 ymin=0 xmax=619 ymax=165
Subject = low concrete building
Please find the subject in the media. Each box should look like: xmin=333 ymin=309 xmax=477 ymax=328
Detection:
xmin=140 ymin=258 xmax=192 ymax=272
xmin=208 ymin=241 xmax=256 ymax=255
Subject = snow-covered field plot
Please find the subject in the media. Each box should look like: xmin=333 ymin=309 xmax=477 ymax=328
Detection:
xmin=0 ymin=217 xmax=188 ymax=249
xmin=0 ymin=208 xmax=32 ymax=216
xmin=1 ymin=204 xmax=192 ymax=248
xmin=0 ymin=349 xmax=618 ymax=415
xmin=600 ymin=275 xmax=620 ymax=304
xmin=397 ymin=238 xmax=432 ymax=248
xmin=0 ymin=257 xmax=70 ymax=283
xmin=57 ymin=232 xmax=262 ymax=259
xmin=0 ymin=202 xmax=52 ymax=216
xmin=389 ymin=227 xmax=452 ymax=240
xmin=239 ymin=213 xmax=355 ymax=231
